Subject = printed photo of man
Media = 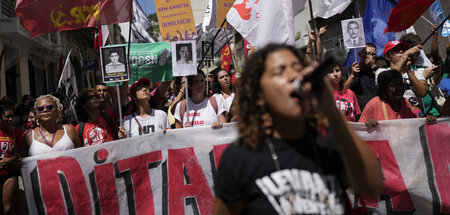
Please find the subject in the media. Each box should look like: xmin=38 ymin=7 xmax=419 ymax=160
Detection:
xmin=342 ymin=18 xmax=365 ymax=49
xmin=105 ymin=50 xmax=125 ymax=73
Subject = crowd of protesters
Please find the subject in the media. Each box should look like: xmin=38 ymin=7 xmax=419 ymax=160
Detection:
xmin=0 ymin=25 xmax=448 ymax=214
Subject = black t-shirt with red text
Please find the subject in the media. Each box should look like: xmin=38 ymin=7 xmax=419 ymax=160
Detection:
xmin=215 ymin=128 xmax=348 ymax=214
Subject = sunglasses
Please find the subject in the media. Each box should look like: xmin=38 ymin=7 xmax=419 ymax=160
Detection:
xmin=87 ymin=94 xmax=100 ymax=100
xmin=36 ymin=104 xmax=55 ymax=112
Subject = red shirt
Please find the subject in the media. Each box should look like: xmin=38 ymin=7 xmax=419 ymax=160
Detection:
xmin=333 ymin=89 xmax=361 ymax=122
xmin=0 ymin=128 xmax=22 ymax=175
xmin=76 ymin=107 xmax=118 ymax=146
xmin=358 ymin=96 xmax=417 ymax=123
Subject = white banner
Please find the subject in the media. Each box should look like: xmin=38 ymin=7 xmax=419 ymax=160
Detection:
xmin=21 ymin=119 xmax=450 ymax=214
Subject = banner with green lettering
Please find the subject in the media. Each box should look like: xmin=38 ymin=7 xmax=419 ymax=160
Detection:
xmin=108 ymin=42 xmax=173 ymax=84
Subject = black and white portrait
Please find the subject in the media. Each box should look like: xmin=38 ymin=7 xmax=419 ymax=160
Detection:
xmin=341 ymin=18 xmax=365 ymax=49
xmin=101 ymin=46 xmax=127 ymax=74
xmin=175 ymin=43 xmax=193 ymax=65
xmin=171 ymin=41 xmax=197 ymax=77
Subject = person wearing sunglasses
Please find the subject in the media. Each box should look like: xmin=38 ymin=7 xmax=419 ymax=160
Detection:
xmin=20 ymin=94 xmax=82 ymax=157
xmin=0 ymin=104 xmax=25 ymax=214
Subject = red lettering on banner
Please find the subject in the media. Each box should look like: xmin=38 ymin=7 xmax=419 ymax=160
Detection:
xmin=213 ymin=144 xmax=230 ymax=167
xmin=94 ymin=163 xmax=119 ymax=215
xmin=37 ymin=157 xmax=92 ymax=214
xmin=168 ymin=148 xmax=214 ymax=214
xmin=115 ymin=151 xmax=163 ymax=215
xmin=426 ymin=124 xmax=450 ymax=213
xmin=360 ymin=140 xmax=415 ymax=211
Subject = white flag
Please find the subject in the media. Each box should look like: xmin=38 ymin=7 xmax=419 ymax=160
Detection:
xmin=202 ymin=0 xmax=217 ymax=33
xmin=57 ymin=51 xmax=78 ymax=123
xmin=314 ymin=0 xmax=352 ymax=19
xmin=226 ymin=0 xmax=306 ymax=49
xmin=131 ymin=0 xmax=155 ymax=43
xmin=119 ymin=0 xmax=155 ymax=43
xmin=101 ymin=25 xmax=109 ymax=46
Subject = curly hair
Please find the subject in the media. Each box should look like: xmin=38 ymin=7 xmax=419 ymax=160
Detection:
xmin=35 ymin=94 xmax=64 ymax=124
xmin=233 ymin=44 xmax=306 ymax=149
xmin=212 ymin=69 xmax=232 ymax=95
xmin=75 ymin=88 xmax=97 ymax=122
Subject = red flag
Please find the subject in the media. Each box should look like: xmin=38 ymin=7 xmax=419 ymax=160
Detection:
xmin=94 ymin=27 xmax=102 ymax=51
xmin=384 ymin=0 xmax=435 ymax=33
xmin=221 ymin=44 xmax=232 ymax=72
xmin=15 ymin=0 xmax=132 ymax=37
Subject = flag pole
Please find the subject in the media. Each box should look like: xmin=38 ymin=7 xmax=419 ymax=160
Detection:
xmin=308 ymin=0 xmax=317 ymax=61
xmin=198 ymin=18 xmax=227 ymax=68
xmin=422 ymin=13 xmax=450 ymax=45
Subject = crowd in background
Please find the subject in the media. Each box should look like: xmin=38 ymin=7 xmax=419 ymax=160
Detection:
xmin=0 ymin=24 xmax=448 ymax=213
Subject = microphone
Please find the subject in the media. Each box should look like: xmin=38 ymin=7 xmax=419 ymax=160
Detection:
xmin=293 ymin=51 xmax=342 ymax=98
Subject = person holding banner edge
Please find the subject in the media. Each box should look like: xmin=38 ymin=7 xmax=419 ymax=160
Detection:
xmin=213 ymin=44 xmax=383 ymax=214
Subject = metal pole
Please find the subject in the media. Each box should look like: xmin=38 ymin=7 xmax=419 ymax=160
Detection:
xmin=206 ymin=61 xmax=210 ymax=96
xmin=116 ymin=82 xmax=123 ymax=126
xmin=184 ymin=77 xmax=190 ymax=127
xmin=308 ymin=0 xmax=317 ymax=61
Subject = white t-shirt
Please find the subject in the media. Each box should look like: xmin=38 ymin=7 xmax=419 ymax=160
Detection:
xmin=174 ymin=97 xmax=225 ymax=128
xmin=213 ymin=93 xmax=235 ymax=113
xmin=123 ymin=109 xmax=169 ymax=137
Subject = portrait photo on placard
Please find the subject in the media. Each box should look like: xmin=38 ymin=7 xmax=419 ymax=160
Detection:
xmin=175 ymin=43 xmax=194 ymax=65
xmin=171 ymin=41 xmax=197 ymax=77
xmin=101 ymin=46 xmax=127 ymax=74
xmin=341 ymin=18 xmax=365 ymax=49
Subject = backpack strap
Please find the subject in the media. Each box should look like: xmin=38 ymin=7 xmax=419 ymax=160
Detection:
xmin=101 ymin=111 xmax=119 ymax=140
xmin=179 ymin=99 xmax=187 ymax=123
xmin=209 ymin=96 xmax=218 ymax=115
xmin=78 ymin=122 xmax=85 ymax=144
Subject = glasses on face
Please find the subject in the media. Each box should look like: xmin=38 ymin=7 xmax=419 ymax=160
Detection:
xmin=87 ymin=94 xmax=100 ymax=100
xmin=36 ymin=104 xmax=55 ymax=112
xmin=366 ymin=52 xmax=376 ymax=57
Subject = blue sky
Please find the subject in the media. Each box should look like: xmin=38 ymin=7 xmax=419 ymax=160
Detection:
xmin=138 ymin=0 xmax=156 ymax=15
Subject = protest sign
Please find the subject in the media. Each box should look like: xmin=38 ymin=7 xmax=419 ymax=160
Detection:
xmin=100 ymin=46 xmax=129 ymax=83
xmin=21 ymin=119 xmax=450 ymax=214
xmin=15 ymin=0 xmax=131 ymax=37
xmin=171 ymin=41 xmax=197 ymax=77
xmin=108 ymin=42 xmax=173 ymax=83
xmin=341 ymin=18 xmax=366 ymax=49
xmin=216 ymin=0 xmax=235 ymax=28
xmin=154 ymin=0 xmax=197 ymax=41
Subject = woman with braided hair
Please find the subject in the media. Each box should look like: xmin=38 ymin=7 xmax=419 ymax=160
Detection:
xmin=213 ymin=44 xmax=383 ymax=214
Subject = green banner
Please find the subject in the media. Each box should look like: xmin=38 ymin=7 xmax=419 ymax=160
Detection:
xmin=108 ymin=42 xmax=173 ymax=84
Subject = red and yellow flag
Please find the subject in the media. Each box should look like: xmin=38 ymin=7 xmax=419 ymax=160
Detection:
xmin=221 ymin=44 xmax=231 ymax=72
xmin=15 ymin=0 xmax=132 ymax=37
xmin=384 ymin=0 xmax=435 ymax=33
